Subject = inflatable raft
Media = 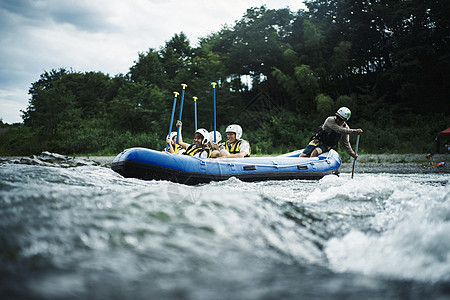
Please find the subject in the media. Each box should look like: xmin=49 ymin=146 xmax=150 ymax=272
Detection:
xmin=111 ymin=147 xmax=341 ymax=185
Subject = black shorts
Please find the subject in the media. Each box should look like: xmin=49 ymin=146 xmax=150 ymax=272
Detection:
xmin=301 ymin=143 xmax=329 ymax=156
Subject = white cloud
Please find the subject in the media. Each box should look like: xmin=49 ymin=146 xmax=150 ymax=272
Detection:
xmin=0 ymin=0 xmax=306 ymax=124
xmin=0 ymin=89 xmax=28 ymax=124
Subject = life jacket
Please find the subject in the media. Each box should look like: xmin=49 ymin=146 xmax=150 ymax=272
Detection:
xmin=183 ymin=144 xmax=211 ymax=158
xmin=311 ymin=125 xmax=341 ymax=148
xmin=225 ymin=140 xmax=250 ymax=157
xmin=166 ymin=144 xmax=184 ymax=153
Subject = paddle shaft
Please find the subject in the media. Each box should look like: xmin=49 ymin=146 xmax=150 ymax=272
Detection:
xmin=166 ymin=92 xmax=179 ymax=152
xmin=176 ymin=84 xmax=187 ymax=144
xmin=193 ymin=97 xmax=198 ymax=131
xmin=351 ymin=134 xmax=360 ymax=178
xmin=211 ymin=82 xmax=217 ymax=142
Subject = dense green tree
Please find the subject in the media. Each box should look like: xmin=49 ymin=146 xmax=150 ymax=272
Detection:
xmin=129 ymin=49 xmax=166 ymax=87
xmin=62 ymin=71 xmax=117 ymax=118
xmin=272 ymin=63 xmax=319 ymax=111
xmin=24 ymin=69 xmax=81 ymax=138
xmin=315 ymin=93 xmax=334 ymax=116
xmin=6 ymin=1 xmax=448 ymax=156
xmin=303 ymin=0 xmax=449 ymax=113
xmin=206 ymin=6 xmax=293 ymax=89
xmin=110 ymin=82 xmax=167 ymax=133
xmin=160 ymin=32 xmax=193 ymax=87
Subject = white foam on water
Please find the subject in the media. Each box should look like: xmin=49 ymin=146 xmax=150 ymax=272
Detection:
xmin=305 ymin=174 xmax=396 ymax=204
xmin=324 ymin=175 xmax=450 ymax=282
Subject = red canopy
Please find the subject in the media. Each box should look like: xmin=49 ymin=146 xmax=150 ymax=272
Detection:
xmin=438 ymin=128 xmax=450 ymax=136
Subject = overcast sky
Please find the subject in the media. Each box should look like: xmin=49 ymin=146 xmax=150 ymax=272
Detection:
xmin=0 ymin=0 xmax=305 ymax=124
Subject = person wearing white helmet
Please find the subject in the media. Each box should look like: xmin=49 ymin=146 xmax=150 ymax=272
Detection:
xmin=208 ymin=131 xmax=223 ymax=150
xmin=300 ymin=107 xmax=363 ymax=159
xmin=211 ymin=124 xmax=250 ymax=158
xmin=166 ymin=121 xmax=211 ymax=158
xmin=164 ymin=131 xmax=185 ymax=154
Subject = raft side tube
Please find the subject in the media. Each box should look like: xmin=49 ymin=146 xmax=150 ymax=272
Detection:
xmin=111 ymin=147 xmax=341 ymax=185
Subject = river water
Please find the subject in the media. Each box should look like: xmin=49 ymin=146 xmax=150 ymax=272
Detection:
xmin=0 ymin=153 xmax=449 ymax=299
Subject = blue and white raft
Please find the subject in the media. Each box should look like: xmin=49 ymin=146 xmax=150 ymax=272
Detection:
xmin=111 ymin=148 xmax=341 ymax=185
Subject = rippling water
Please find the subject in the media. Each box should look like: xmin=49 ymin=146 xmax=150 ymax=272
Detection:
xmin=0 ymin=156 xmax=449 ymax=299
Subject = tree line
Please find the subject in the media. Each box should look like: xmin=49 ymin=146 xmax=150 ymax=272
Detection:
xmin=1 ymin=0 xmax=448 ymax=157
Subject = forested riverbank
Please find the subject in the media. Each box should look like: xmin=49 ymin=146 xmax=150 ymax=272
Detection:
xmin=1 ymin=0 xmax=448 ymax=156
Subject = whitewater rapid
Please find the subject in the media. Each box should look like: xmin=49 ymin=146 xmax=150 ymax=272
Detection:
xmin=0 ymin=156 xmax=449 ymax=299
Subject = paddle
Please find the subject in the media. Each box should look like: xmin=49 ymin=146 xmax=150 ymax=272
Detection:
xmin=176 ymin=84 xmax=187 ymax=145
xmin=193 ymin=96 xmax=198 ymax=131
xmin=165 ymin=91 xmax=179 ymax=152
xmin=351 ymin=134 xmax=361 ymax=179
xmin=211 ymin=82 xmax=217 ymax=143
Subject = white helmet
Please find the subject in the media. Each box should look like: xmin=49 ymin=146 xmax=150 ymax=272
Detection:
xmin=167 ymin=131 xmax=177 ymax=140
xmin=209 ymin=131 xmax=222 ymax=143
xmin=336 ymin=107 xmax=351 ymax=121
xmin=195 ymin=128 xmax=210 ymax=145
xmin=226 ymin=124 xmax=242 ymax=140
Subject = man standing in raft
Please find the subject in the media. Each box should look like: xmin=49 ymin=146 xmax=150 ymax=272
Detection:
xmin=300 ymin=107 xmax=363 ymax=159
xmin=211 ymin=124 xmax=251 ymax=158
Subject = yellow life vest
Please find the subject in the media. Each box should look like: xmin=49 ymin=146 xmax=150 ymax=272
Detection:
xmin=184 ymin=144 xmax=211 ymax=158
xmin=167 ymin=144 xmax=184 ymax=154
xmin=225 ymin=140 xmax=250 ymax=157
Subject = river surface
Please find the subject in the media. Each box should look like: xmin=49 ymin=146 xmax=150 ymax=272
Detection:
xmin=0 ymin=153 xmax=449 ymax=299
